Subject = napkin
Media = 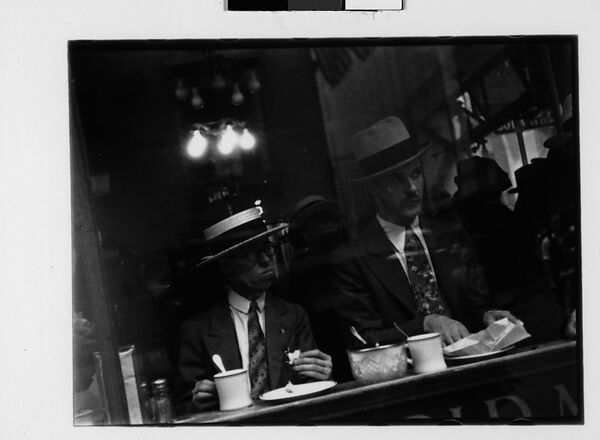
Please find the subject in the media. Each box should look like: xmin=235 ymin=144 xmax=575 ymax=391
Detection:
xmin=443 ymin=318 xmax=531 ymax=357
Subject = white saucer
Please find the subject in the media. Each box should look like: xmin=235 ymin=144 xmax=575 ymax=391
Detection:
xmin=259 ymin=381 xmax=337 ymax=404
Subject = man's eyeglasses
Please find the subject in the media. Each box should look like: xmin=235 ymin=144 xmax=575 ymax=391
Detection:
xmin=230 ymin=241 xmax=277 ymax=263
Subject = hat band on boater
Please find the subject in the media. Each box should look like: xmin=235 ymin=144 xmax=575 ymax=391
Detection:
xmin=358 ymin=138 xmax=423 ymax=177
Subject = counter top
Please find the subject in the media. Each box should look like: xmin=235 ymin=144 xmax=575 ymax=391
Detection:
xmin=175 ymin=340 xmax=578 ymax=424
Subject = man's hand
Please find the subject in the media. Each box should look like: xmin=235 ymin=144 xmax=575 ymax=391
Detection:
xmin=292 ymin=349 xmax=332 ymax=380
xmin=423 ymin=314 xmax=470 ymax=345
xmin=483 ymin=310 xmax=523 ymax=327
xmin=192 ymin=379 xmax=218 ymax=411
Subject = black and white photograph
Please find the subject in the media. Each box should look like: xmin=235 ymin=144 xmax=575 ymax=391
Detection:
xmin=70 ymin=37 xmax=580 ymax=425
xmin=2 ymin=1 xmax=599 ymax=438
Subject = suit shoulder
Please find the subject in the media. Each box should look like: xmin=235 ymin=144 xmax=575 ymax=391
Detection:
xmin=179 ymin=301 xmax=222 ymax=333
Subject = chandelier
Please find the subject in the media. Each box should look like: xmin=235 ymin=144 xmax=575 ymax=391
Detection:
xmin=185 ymin=119 xmax=257 ymax=160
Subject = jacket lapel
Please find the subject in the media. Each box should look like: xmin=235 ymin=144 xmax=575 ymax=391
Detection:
xmin=206 ymin=301 xmax=242 ymax=372
xmin=362 ymin=220 xmax=418 ymax=314
xmin=265 ymin=295 xmax=289 ymax=390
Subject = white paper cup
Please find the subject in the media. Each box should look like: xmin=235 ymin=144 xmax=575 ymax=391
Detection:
xmin=407 ymin=333 xmax=447 ymax=374
xmin=213 ymin=368 xmax=252 ymax=411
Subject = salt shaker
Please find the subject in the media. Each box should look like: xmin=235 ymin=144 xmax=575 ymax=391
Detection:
xmin=150 ymin=378 xmax=174 ymax=423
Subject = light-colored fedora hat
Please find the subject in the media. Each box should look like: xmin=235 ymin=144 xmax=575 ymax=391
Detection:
xmin=352 ymin=116 xmax=431 ymax=181
xmin=195 ymin=206 xmax=286 ymax=268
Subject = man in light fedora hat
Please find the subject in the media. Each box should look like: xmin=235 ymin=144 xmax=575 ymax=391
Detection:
xmin=330 ymin=116 xmax=520 ymax=346
xmin=175 ymin=202 xmax=332 ymax=413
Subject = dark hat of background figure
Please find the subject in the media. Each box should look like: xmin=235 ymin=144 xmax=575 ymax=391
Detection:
xmin=351 ymin=116 xmax=431 ymax=181
xmin=454 ymin=156 xmax=511 ymax=199
xmin=544 ymin=94 xmax=574 ymax=150
xmin=288 ymin=195 xmax=341 ymax=249
xmin=195 ymin=197 xmax=286 ymax=268
xmin=507 ymin=158 xmax=548 ymax=194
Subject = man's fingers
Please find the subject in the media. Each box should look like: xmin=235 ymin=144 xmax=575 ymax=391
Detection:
xmin=457 ymin=324 xmax=470 ymax=339
xmin=298 ymin=370 xmax=328 ymax=381
xmin=293 ymin=363 xmax=330 ymax=375
xmin=192 ymin=391 xmax=217 ymax=402
xmin=299 ymin=349 xmax=330 ymax=361
xmin=293 ymin=356 xmax=330 ymax=367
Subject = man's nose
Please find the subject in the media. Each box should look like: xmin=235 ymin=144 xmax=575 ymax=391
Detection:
xmin=257 ymin=250 xmax=272 ymax=266
xmin=405 ymin=177 xmax=418 ymax=193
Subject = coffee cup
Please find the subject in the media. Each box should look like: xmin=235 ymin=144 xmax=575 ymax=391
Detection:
xmin=213 ymin=368 xmax=253 ymax=411
xmin=406 ymin=333 xmax=447 ymax=374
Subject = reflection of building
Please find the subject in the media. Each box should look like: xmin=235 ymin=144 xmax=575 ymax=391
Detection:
xmin=313 ymin=44 xmax=573 ymax=233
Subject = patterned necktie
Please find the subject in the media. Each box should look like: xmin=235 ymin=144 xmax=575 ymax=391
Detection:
xmin=404 ymin=227 xmax=448 ymax=316
xmin=248 ymin=300 xmax=269 ymax=399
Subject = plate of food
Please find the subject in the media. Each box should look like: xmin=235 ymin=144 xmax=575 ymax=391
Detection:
xmin=259 ymin=380 xmax=337 ymax=404
xmin=444 ymin=345 xmax=515 ymax=365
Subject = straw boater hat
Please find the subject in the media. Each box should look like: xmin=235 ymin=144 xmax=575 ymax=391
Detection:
xmin=195 ymin=205 xmax=286 ymax=268
xmin=352 ymin=116 xmax=431 ymax=181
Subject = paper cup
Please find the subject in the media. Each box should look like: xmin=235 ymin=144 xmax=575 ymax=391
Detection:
xmin=213 ymin=368 xmax=252 ymax=411
xmin=407 ymin=333 xmax=447 ymax=374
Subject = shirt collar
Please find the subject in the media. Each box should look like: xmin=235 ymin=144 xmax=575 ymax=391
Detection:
xmin=228 ymin=290 xmax=266 ymax=314
xmin=376 ymin=214 xmax=420 ymax=233
xmin=377 ymin=214 xmax=420 ymax=252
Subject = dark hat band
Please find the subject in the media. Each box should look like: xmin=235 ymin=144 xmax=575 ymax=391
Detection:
xmin=358 ymin=138 xmax=423 ymax=177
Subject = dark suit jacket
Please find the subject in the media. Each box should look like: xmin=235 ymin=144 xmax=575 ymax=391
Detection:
xmin=330 ymin=217 xmax=491 ymax=345
xmin=175 ymin=293 xmax=317 ymax=413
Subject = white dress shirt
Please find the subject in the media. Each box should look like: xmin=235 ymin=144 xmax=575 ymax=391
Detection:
xmin=227 ymin=290 xmax=266 ymax=371
xmin=376 ymin=215 xmax=438 ymax=284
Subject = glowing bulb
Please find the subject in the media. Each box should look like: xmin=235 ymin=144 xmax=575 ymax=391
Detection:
xmin=186 ymin=129 xmax=208 ymax=158
xmin=217 ymin=124 xmax=239 ymax=156
xmin=247 ymin=70 xmax=261 ymax=93
xmin=231 ymin=83 xmax=244 ymax=106
xmin=239 ymin=128 xmax=256 ymax=150
xmin=175 ymin=78 xmax=189 ymax=101
xmin=191 ymin=87 xmax=204 ymax=109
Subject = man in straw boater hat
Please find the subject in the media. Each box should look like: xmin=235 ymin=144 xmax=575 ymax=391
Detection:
xmin=174 ymin=201 xmax=332 ymax=413
xmin=329 ymin=116 xmax=521 ymax=347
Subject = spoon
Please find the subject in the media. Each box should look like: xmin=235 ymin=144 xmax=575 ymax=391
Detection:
xmin=212 ymin=354 xmax=227 ymax=374
xmin=350 ymin=326 xmax=368 ymax=345
xmin=393 ymin=322 xmax=410 ymax=339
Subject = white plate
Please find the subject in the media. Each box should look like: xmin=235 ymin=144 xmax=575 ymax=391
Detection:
xmin=259 ymin=381 xmax=337 ymax=404
xmin=444 ymin=345 xmax=515 ymax=363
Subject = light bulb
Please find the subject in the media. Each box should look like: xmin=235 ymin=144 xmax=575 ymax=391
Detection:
xmin=217 ymin=124 xmax=239 ymax=156
xmin=231 ymin=83 xmax=244 ymax=106
xmin=239 ymin=128 xmax=256 ymax=150
xmin=175 ymin=78 xmax=189 ymax=101
xmin=191 ymin=87 xmax=204 ymax=109
xmin=247 ymin=70 xmax=261 ymax=93
xmin=186 ymin=129 xmax=208 ymax=159
xmin=212 ymin=73 xmax=226 ymax=91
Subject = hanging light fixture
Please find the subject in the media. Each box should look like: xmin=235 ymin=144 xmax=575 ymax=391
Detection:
xmin=217 ymin=124 xmax=239 ymax=156
xmin=186 ymin=129 xmax=208 ymax=159
xmin=191 ymin=86 xmax=204 ymax=110
xmin=247 ymin=70 xmax=261 ymax=93
xmin=239 ymin=128 xmax=256 ymax=150
xmin=231 ymin=83 xmax=244 ymax=106
xmin=175 ymin=78 xmax=190 ymax=101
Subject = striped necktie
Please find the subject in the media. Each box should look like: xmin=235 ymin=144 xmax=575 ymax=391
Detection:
xmin=404 ymin=227 xmax=448 ymax=316
xmin=248 ymin=300 xmax=269 ymax=399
